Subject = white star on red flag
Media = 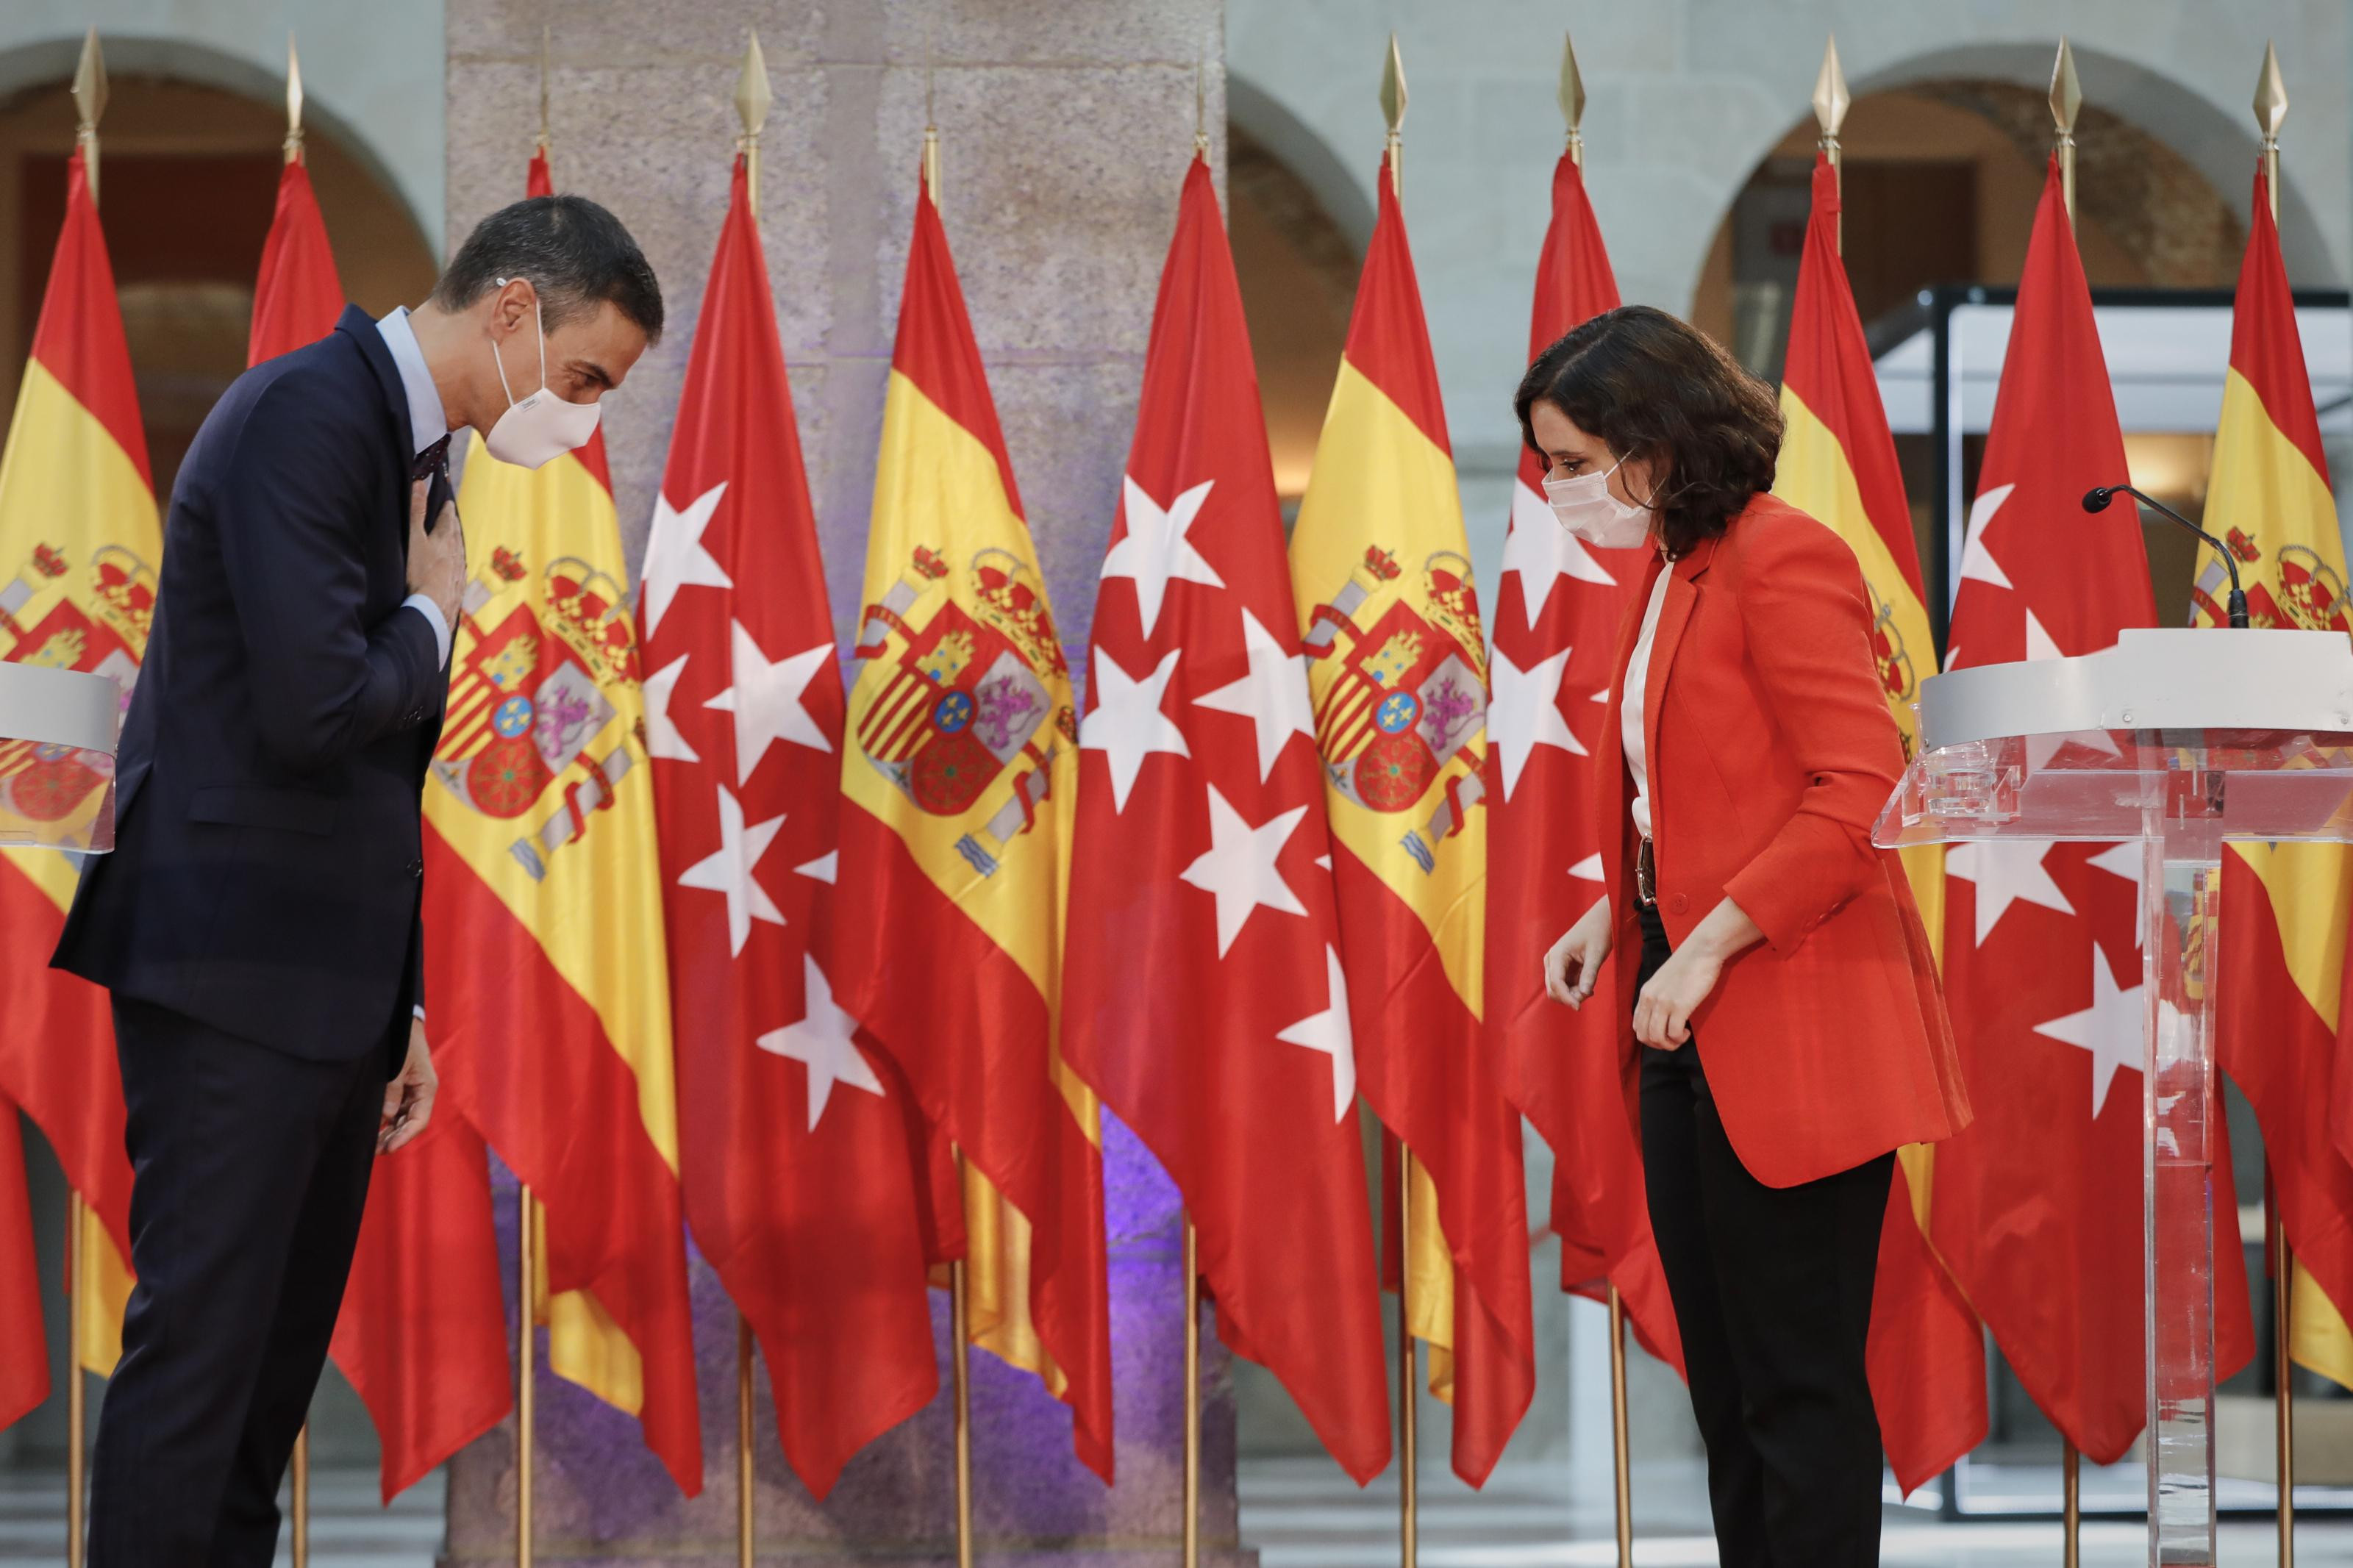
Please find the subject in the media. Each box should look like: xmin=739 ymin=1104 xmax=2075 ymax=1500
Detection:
xmin=2031 ymin=945 xmax=2144 ymax=1117
xmin=1080 ymin=646 xmax=1190 ymax=811
xmin=705 ymin=620 xmax=832 ymax=784
xmin=641 ymin=481 xmax=733 ymax=637
xmin=1276 ymin=945 xmax=1357 ymax=1123
xmin=676 ymin=784 xmax=786 ymax=957
xmin=1487 ymin=642 xmax=1583 ymax=801
xmin=1944 ymin=840 xmax=2076 ymax=946
xmin=757 ymin=956 xmax=885 ymax=1131
xmin=1179 ymin=784 xmax=1310 ymax=957
xmin=1191 ymin=607 xmax=1316 ymax=784
xmin=1104 ymin=476 xmax=1224 ymax=639
xmin=642 ymin=654 xmax=701 ymax=764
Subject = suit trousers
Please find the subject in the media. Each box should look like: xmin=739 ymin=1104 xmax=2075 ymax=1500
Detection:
xmin=1635 ymin=901 xmax=1894 ymax=1567
xmin=88 ymin=995 xmax=392 ymax=1567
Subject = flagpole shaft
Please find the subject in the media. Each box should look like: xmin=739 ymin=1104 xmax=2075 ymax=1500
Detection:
xmin=1398 ymin=1151 xmax=1417 ymax=1568
xmin=518 ymin=1184 xmax=535 ymax=1568
xmin=738 ymin=1314 xmax=756 ymax=1568
xmin=1608 ymin=1285 xmax=1632 ymax=1568
xmin=951 ymin=1255 xmax=974 ymax=1568
xmin=291 ymin=1427 xmax=310 ymax=1568
xmin=2275 ymin=1194 xmax=2296 ymax=1565
xmin=2063 ymin=1441 xmax=2080 ymax=1568
xmin=1183 ymin=1219 xmax=1202 ymax=1568
xmin=65 ymin=1192 xmax=85 ymax=1568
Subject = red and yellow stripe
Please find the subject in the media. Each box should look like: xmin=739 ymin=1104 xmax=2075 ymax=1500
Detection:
xmin=1290 ymin=152 xmax=1532 ymax=1486
xmin=832 ymin=168 xmax=1111 ymax=1478
xmin=2204 ymin=167 xmax=2353 ymax=1388
xmin=0 ymin=148 xmax=150 ymax=1386
xmin=422 ymin=149 xmax=701 ymax=1492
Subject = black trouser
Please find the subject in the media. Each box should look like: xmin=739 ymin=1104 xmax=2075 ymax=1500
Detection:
xmin=1635 ymin=901 xmax=1894 ymax=1568
xmin=88 ymin=995 xmax=391 ymax=1567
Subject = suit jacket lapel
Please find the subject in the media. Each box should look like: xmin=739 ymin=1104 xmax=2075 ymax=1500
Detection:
xmin=1640 ymin=534 xmax=1719 ymax=806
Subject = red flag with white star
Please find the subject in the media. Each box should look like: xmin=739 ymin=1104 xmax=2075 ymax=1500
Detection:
xmin=1063 ymin=154 xmax=1390 ymax=1483
xmin=1485 ymin=150 xmax=1684 ymax=1379
xmin=1929 ymin=154 xmax=2252 ymax=1463
xmin=643 ymin=154 xmax=938 ymax=1497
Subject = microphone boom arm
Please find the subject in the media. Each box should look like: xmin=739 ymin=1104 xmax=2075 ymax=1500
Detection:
xmin=2082 ymin=484 xmax=2250 ymax=629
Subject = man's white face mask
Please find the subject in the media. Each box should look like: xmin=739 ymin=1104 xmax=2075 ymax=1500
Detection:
xmin=1542 ymin=455 xmax=1653 ymax=549
xmin=483 ymin=281 xmax=601 ymax=470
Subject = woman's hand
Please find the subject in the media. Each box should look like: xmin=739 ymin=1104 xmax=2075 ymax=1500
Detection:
xmin=1632 ymin=896 xmax=1764 ymax=1050
xmin=1543 ymin=896 xmax=1613 ymax=1009
xmin=1633 ymin=943 xmax=1721 ymax=1050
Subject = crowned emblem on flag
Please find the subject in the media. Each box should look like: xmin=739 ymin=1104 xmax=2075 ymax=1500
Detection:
xmin=1302 ymin=545 xmax=1488 ymax=872
xmin=0 ymin=543 xmax=149 ymax=834
xmin=432 ymin=553 xmax=642 ymax=879
xmin=849 ymin=544 xmax=1076 ymax=876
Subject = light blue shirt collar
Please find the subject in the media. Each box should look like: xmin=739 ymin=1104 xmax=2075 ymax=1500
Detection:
xmin=374 ymin=306 xmax=449 ymax=459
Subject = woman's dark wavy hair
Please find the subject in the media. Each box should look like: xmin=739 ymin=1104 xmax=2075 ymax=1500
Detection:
xmin=1513 ymin=305 xmax=1781 ymax=557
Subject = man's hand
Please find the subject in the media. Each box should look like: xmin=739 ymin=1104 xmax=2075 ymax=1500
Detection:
xmin=405 ymin=477 xmax=467 ymax=630
xmin=379 ymin=1018 xmax=438 ymax=1154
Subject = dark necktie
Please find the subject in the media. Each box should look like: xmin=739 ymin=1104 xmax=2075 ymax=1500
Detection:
xmin=411 ymin=433 xmax=451 ymax=483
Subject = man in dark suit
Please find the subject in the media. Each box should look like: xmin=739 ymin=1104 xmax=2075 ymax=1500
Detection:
xmin=53 ymin=193 xmax=661 ymax=1567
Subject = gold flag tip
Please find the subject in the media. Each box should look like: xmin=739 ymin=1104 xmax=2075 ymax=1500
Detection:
xmin=1812 ymin=35 xmax=1850 ymax=140
xmin=2049 ymin=37 xmax=2082 ymax=135
xmin=1557 ymin=33 xmax=1585 ymax=135
xmin=71 ymin=27 xmax=107 ymax=131
xmin=1379 ymin=32 xmax=1407 ymax=134
xmin=285 ymin=33 xmax=305 ymax=154
xmin=735 ymin=29 xmax=772 ymax=140
xmin=2254 ymin=40 xmax=2288 ymax=138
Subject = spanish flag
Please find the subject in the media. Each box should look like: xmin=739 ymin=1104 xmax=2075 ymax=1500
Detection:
xmin=1291 ymin=151 xmax=1533 ymax=1484
xmin=0 ymin=148 xmax=147 ymax=1397
xmin=832 ymin=166 xmax=1113 ymax=1478
xmin=1771 ymin=148 xmax=1985 ymax=1492
xmin=423 ymin=148 xmax=701 ymax=1492
xmin=2204 ymin=165 xmax=2353 ymax=1389
xmin=241 ymin=151 xmax=515 ymax=1501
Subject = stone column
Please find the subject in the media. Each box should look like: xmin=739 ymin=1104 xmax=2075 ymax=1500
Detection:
xmin=440 ymin=3 xmax=1240 ymax=1564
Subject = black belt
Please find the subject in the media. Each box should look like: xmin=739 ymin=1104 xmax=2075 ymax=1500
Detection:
xmin=1635 ymin=837 xmax=1657 ymax=907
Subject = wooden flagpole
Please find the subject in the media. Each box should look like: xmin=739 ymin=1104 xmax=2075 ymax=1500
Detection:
xmin=63 ymin=40 xmax=103 ymax=1567
xmin=1183 ymin=1220 xmax=1202 ymax=1568
xmin=518 ymin=1185 xmax=536 ymax=1568
xmin=2052 ymin=45 xmax=2084 ymax=1568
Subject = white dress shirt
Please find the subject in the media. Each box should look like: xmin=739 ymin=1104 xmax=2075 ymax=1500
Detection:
xmin=1623 ymin=561 xmax=1672 ymax=841
xmin=374 ymin=306 xmax=454 ymax=670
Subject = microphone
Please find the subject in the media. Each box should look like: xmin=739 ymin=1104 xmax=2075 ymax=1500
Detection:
xmin=2082 ymin=484 xmax=2249 ymax=629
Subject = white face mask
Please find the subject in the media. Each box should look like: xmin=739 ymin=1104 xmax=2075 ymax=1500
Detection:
xmin=483 ymin=282 xmax=601 ymax=470
xmin=1542 ymin=457 xmax=1653 ymax=549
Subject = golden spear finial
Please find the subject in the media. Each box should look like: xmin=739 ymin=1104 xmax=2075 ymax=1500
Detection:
xmin=2254 ymin=41 xmax=2287 ymax=223
xmin=1559 ymin=32 xmax=1586 ymax=168
xmin=922 ymin=18 xmax=942 ymax=204
xmin=284 ymin=34 xmax=306 ymax=165
xmin=71 ymin=28 xmax=106 ymax=207
xmin=735 ymin=28 xmax=771 ymax=220
xmin=1379 ymin=32 xmax=1407 ymax=198
xmin=1813 ymin=34 xmax=1850 ymax=252
xmin=537 ymin=22 xmax=551 ymax=155
xmin=2049 ymin=37 xmax=2082 ymax=225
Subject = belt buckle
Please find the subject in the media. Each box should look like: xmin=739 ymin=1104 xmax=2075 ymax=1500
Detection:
xmin=1635 ymin=838 xmax=1657 ymax=906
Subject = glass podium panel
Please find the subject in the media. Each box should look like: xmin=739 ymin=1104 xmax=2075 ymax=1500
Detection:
xmin=0 ymin=662 xmax=122 ymax=853
xmin=1879 ymin=727 xmax=2353 ymax=1567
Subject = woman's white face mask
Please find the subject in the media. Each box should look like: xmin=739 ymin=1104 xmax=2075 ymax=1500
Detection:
xmin=1542 ymin=456 xmax=1653 ymax=549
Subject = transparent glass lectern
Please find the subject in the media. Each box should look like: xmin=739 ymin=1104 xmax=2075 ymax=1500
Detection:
xmin=0 ymin=661 xmax=121 ymax=853
xmin=1877 ymin=626 xmax=2353 ymax=1566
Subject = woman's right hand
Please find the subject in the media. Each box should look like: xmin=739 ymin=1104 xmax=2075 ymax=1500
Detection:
xmin=1543 ymin=896 xmax=1613 ymax=1009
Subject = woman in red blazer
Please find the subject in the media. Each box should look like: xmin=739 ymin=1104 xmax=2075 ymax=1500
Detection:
xmin=1524 ymin=307 xmax=1968 ymax=1567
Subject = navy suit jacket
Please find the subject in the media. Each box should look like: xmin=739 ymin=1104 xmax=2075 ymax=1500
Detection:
xmin=54 ymin=306 xmax=451 ymax=1064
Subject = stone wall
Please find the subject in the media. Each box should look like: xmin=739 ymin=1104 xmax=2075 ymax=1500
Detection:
xmin=442 ymin=3 xmax=1235 ymax=1561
